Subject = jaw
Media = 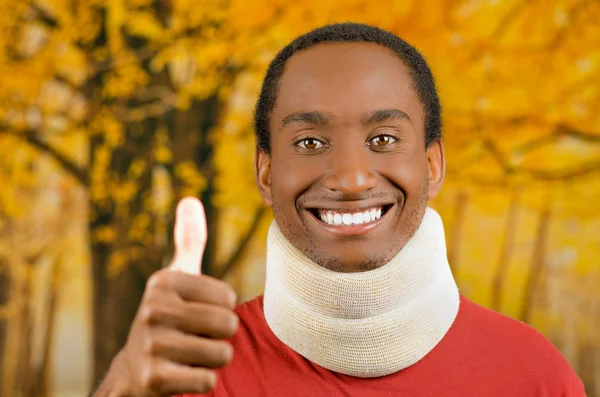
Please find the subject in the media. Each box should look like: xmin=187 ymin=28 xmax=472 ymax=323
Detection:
xmin=296 ymin=203 xmax=403 ymax=272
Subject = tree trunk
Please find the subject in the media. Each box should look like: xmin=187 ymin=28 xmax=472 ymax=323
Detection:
xmin=90 ymin=116 xmax=163 ymax=386
xmin=91 ymin=219 xmax=112 ymax=387
xmin=87 ymin=6 xmax=228 ymax=388
xmin=0 ymin=260 xmax=9 ymax=393
xmin=39 ymin=265 xmax=59 ymax=396
xmin=91 ymin=244 xmax=151 ymax=386
xmin=491 ymin=195 xmax=520 ymax=311
xmin=594 ymin=340 xmax=600 ymax=397
xmin=168 ymin=97 xmax=222 ymax=276
xmin=520 ymin=207 xmax=551 ymax=323
xmin=14 ymin=266 xmax=32 ymax=397
xmin=24 ymin=258 xmax=60 ymax=397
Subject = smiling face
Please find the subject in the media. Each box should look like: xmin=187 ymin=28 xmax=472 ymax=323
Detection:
xmin=256 ymin=42 xmax=445 ymax=272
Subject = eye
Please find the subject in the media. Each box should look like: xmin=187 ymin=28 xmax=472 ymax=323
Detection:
xmin=369 ymin=135 xmax=397 ymax=146
xmin=297 ymin=138 xmax=326 ymax=149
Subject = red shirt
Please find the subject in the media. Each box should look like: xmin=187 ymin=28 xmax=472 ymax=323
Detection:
xmin=184 ymin=295 xmax=585 ymax=397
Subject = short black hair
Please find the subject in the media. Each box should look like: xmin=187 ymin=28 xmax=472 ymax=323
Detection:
xmin=253 ymin=22 xmax=442 ymax=153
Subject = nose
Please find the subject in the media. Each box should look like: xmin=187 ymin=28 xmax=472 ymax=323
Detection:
xmin=323 ymin=147 xmax=378 ymax=195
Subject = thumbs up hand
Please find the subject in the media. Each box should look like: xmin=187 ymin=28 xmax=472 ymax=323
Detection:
xmin=97 ymin=197 xmax=238 ymax=397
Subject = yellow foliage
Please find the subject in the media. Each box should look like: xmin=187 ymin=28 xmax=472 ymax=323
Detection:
xmin=92 ymin=225 xmax=117 ymax=243
xmin=1 ymin=0 xmax=600 ymax=392
xmin=154 ymin=146 xmax=172 ymax=163
xmin=128 ymin=158 xmax=147 ymax=178
xmin=175 ymin=161 xmax=207 ymax=192
xmin=125 ymin=11 xmax=168 ymax=42
xmin=107 ymin=250 xmax=128 ymax=279
xmin=129 ymin=213 xmax=151 ymax=240
xmin=113 ymin=181 xmax=138 ymax=204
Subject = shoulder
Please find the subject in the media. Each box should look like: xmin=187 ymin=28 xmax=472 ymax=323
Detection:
xmin=232 ymin=294 xmax=265 ymax=335
xmin=458 ymin=296 xmax=561 ymax=353
xmin=455 ymin=296 xmax=585 ymax=395
xmin=234 ymin=295 xmax=264 ymax=317
xmin=229 ymin=294 xmax=271 ymax=349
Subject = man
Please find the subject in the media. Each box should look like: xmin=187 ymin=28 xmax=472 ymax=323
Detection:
xmin=93 ymin=23 xmax=586 ymax=396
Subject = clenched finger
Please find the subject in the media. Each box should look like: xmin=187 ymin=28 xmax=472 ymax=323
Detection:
xmin=145 ymin=327 xmax=234 ymax=368
xmin=141 ymin=358 xmax=218 ymax=395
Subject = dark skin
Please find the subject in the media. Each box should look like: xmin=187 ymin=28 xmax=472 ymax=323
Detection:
xmin=256 ymin=42 xmax=445 ymax=272
xmin=93 ymin=41 xmax=446 ymax=397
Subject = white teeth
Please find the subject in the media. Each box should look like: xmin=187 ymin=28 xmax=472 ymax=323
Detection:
xmin=317 ymin=207 xmax=384 ymax=226
xmin=352 ymin=213 xmax=363 ymax=224
xmin=333 ymin=213 xmax=342 ymax=225
xmin=342 ymin=213 xmax=353 ymax=225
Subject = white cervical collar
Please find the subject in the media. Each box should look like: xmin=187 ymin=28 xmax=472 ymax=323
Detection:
xmin=263 ymin=207 xmax=460 ymax=378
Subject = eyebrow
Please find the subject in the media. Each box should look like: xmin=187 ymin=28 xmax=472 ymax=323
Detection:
xmin=280 ymin=108 xmax=411 ymax=128
xmin=362 ymin=108 xmax=411 ymax=124
xmin=282 ymin=111 xmax=329 ymax=127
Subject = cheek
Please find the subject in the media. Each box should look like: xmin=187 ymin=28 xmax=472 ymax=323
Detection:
xmin=271 ymin=156 xmax=320 ymax=203
xmin=379 ymin=152 xmax=428 ymax=190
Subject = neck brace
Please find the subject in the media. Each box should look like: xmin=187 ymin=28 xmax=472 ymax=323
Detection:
xmin=263 ymin=207 xmax=460 ymax=378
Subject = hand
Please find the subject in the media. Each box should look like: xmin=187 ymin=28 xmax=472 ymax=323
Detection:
xmin=103 ymin=197 xmax=239 ymax=397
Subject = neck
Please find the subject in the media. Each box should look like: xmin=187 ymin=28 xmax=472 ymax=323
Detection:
xmin=263 ymin=207 xmax=460 ymax=378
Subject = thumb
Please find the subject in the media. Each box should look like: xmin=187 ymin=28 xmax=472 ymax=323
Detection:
xmin=170 ymin=197 xmax=207 ymax=275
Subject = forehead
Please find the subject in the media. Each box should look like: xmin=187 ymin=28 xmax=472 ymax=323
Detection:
xmin=273 ymin=42 xmax=423 ymax=126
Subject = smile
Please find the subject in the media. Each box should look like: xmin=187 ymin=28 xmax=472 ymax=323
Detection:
xmin=317 ymin=207 xmax=384 ymax=226
xmin=306 ymin=204 xmax=394 ymax=236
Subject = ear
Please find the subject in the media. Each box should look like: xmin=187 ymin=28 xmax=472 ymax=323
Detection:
xmin=255 ymin=146 xmax=273 ymax=207
xmin=426 ymin=140 xmax=445 ymax=199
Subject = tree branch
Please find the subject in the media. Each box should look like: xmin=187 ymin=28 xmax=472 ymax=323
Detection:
xmin=214 ymin=206 xmax=267 ymax=280
xmin=482 ymin=137 xmax=515 ymax=173
xmin=0 ymin=127 xmax=89 ymax=186
xmin=521 ymin=158 xmax=600 ymax=181
xmin=512 ymin=123 xmax=600 ymax=155
xmin=512 ymin=131 xmax=562 ymax=155
xmin=557 ymin=123 xmax=600 ymax=143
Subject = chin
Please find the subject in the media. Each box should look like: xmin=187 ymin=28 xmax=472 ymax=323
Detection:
xmin=313 ymin=251 xmax=390 ymax=273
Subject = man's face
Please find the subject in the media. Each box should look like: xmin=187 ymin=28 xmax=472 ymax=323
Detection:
xmin=256 ymin=42 xmax=445 ymax=272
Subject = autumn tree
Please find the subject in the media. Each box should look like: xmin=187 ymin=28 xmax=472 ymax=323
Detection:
xmin=0 ymin=0 xmax=275 ymax=386
xmin=1 ymin=0 xmax=599 ymax=393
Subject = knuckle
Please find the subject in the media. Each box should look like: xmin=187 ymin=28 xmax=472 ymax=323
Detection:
xmin=138 ymin=305 xmax=156 ymax=325
xmin=140 ymin=360 xmax=164 ymax=391
xmin=139 ymin=304 xmax=168 ymax=325
xmin=147 ymin=270 xmax=172 ymax=292
xmin=142 ymin=333 xmax=163 ymax=356
xmin=146 ymin=272 xmax=164 ymax=291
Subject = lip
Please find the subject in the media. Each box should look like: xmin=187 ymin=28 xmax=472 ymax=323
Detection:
xmin=305 ymin=203 xmax=394 ymax=237
xmin=305 ymin=200 xmax=393 ymax=213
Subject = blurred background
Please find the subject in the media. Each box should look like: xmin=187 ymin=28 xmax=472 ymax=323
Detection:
xmin=0 ymin=0 xmax=599 ymax=396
